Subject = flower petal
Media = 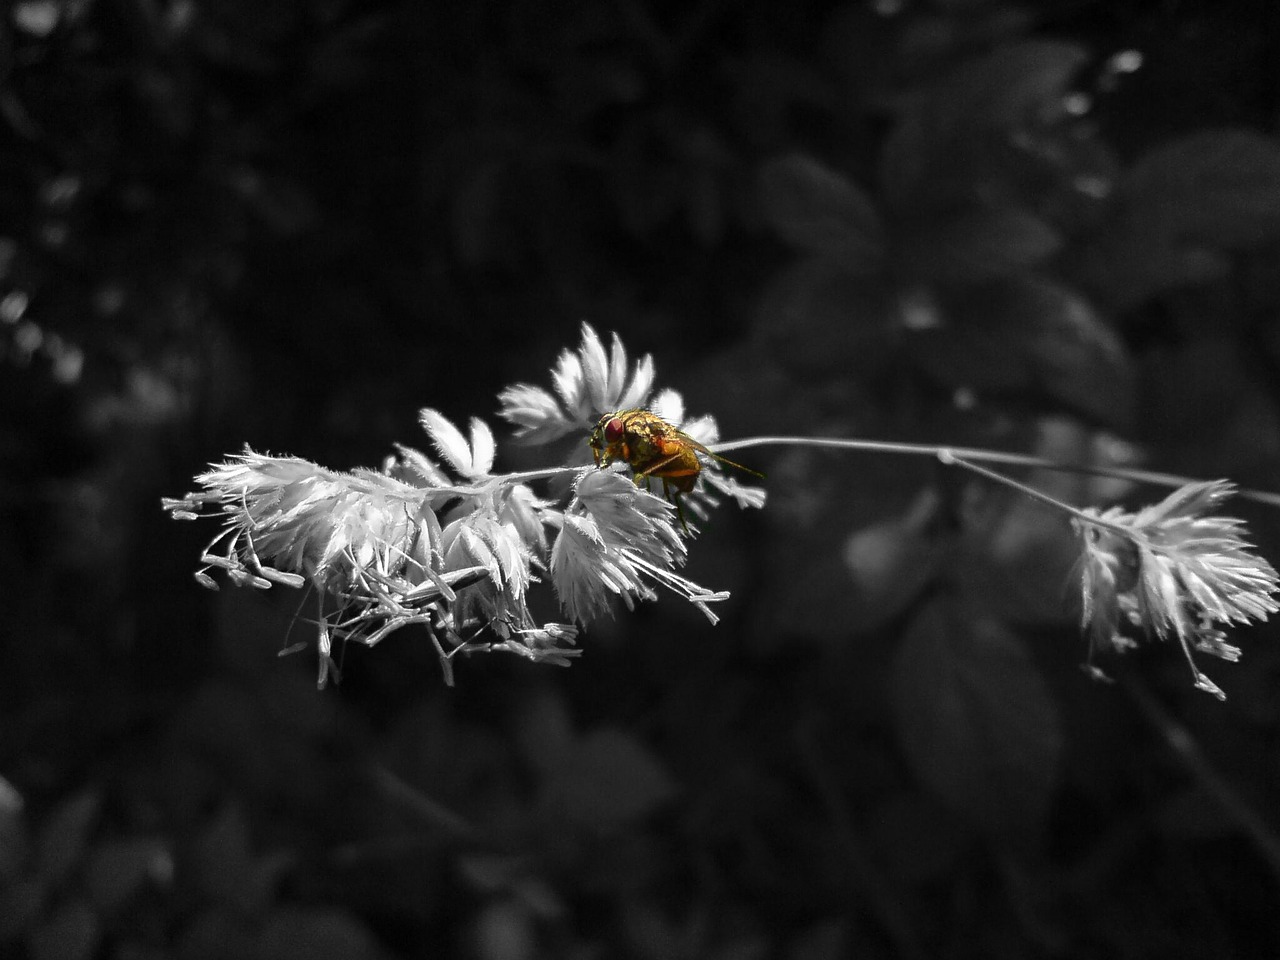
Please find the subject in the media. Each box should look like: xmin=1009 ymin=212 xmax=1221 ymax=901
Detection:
xmin=579 ymin=323 xmax=611 ymax=415
xmin=552 ymin=349 xmax=586 ymax=420
xmin=469 ymin=418 xmax=496 ymax=476
xmin=648 ymin=388 xmax=684 ymax=426
xmin=607 ymin=332 xmax=629 ymax=405
xmin=618 ymin=352 xmax=655 ymax=410
xmin=393 ymin=443 xmax=450 ymax=487
xmin=497 ymin=383 xmax=576 ymax=442
xmin=419 ymin=408 xmax=474 ymax=476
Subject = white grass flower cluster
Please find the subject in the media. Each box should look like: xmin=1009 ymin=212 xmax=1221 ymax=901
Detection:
xmin=551 ymin=467 xmax=730 ymax=624
xmin=498 ymin=325 xmax=655 ymax=444
xmin=164 ymin=324 xmax=763 ymax=686
xmin=498 ymin=323 xmax=767 ymax=519
xmin=1074 ymin=480 xmax=1280 ymax=700
xmin=168 ymin=322 xmax=1277 ymax=701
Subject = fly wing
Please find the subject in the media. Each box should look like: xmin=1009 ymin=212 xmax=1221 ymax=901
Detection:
xmin=677 ymin=430 xmax=765 ymax=478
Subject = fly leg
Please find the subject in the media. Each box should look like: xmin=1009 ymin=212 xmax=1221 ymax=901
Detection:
xmin=635 ymin=452 xmax=684 ymax=481
xmin=635 ymin=453 xmax=696 ymax=534
xmin=661 ymin=477 xmax=690 ymax=535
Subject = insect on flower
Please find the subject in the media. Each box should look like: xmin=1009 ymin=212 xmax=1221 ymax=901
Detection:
xmin=588 ymin=409 xmax=763 ymax=530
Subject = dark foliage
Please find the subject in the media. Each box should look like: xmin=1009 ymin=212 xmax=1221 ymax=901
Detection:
xmin=4 ymin=0 xmax=1280 ymax=957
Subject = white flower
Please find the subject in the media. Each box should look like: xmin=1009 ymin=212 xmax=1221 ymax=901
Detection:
xmin=165 ymin=449 xmax=426 ymax=591
xmin=496 ymin=325 xmax=765 ymax=524
xmin=550 ymin=513 xmax=645 ymax=623
xmin=1075 ymin=480 xmax=1280 ymax=699
xmin=490 ymin=623 xmax=582 ymax=667
xmin=418 ymin=408 xmax=496 ymax=480
xmin=549 ymin=469 xmax=728 ymax=624
xmin=165 ymin=327 xmax=751 ymax=685
xmin=497 ymin=322 xmax=655 ymax=442
xmin=574 ymin=467 xmax=684 ymax=562
xmin=440 ymin=510 xmax=533 ymax=622
xmin=165 ymin=448 xmax=564 ymax=686
xmin=498 ymin=483 xmax=550 ymax=554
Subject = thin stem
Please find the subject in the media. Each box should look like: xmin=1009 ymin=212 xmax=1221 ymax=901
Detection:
xmin=941 ymin=452 xmax=1135 ymax=537
xmin=793 ymin=719 xmax=928 ymax=960
xmin=711 ymin=435 xmax=1280 ymax=509
xmin=406 ymin=465 xmax=584 ymax=500
xmin=368 ymin=763 xmax=474 ymax=839
xmin=1122 ymin=677 xmax=1280 ymax=886
xmin=495 ymin=465 xmax=584 ymax=484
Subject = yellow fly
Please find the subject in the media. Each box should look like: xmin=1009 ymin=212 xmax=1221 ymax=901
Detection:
xmin=588 ymin=409 xmax=762 ymax=529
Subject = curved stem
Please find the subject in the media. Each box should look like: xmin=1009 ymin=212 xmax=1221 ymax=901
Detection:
xmin=497 ymin=465 xmax=585 ymax=484
xmin=711 ymin=435 xmax=1280 ymax=509
xmin=1122 ymin=677 xmax=1280 ymax=885
xmin=941 ymin=453 xmax=1135 ymax=536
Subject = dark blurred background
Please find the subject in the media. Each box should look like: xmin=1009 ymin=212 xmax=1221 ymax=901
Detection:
xmin=4 ymin=0 xmax=1280 ymax=957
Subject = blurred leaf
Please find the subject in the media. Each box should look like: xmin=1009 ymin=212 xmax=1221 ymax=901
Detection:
xmin=188 ymin=804 xmax=253 ymax=907
xmin=0 ymin=776 xmax=26 ymax=882
xmin=554 ymin=53 xmax=646 ymax=122
xmin=305 ymin=14 xmax=388 ymax=90
xmin=1156 ymin=786 xmax=1236 ymax=840
xmin=188 ymin=803 xmax=288 ymax=913
xmin=0 ymin=879 xmax=45 ymax=943
xmin=757 ymin=154 xmax=884 ymax=270
xmin=231 ymin=169 xmax=320 ymax=238
xmin=898 ymin=7 xmax=1037 ymax=67
xmin=458 ymin=854 xmax=529 ymax=895
xmin=842 ymin=487 xmax=942 ymax=631
xmin=34 ymin=788 xmax=101 ymax=888
xmin=1073 ymin=130 xmax=1280 ymax=307
xmin=1131 ymin=337 xmax=1280 ymax=471
xmin=510 ymin=876 xmax=563 ymax=920
xmin=472 ymin=899 xmax=535 ymax=960
xmin=785 ymin=919 xmax=846 ymax=960
xmin=955 ymin=496 xmax=1080 ymax=627
xmin=13 ymin=0 xmax=60 ymax=36
xmin=507 ymin=0 xmax=634 ymax=66
xmin=909 ymin=278 xmax=1132 ymax=426
xmin=1121 ymin=129 xmax=1280 ymax=248
xmin=176 ymin=909 xmax=255 ymax=960
xmin=27 ymin=897 xmax=100 ymax=960
xmin=685 ymin=162 xmax=726 ymax=247
xmin=187 ymin=10 xmax=282 ymax=75
xmin=712 ymin=937 xmax=770 ymax=960
xmin=881 ymin=41 xmax=1089 ymax=204
xmin=622 ymin=901 xmax=695 ymax=960
xmin=512 ymin=687 xmax=575 ymax=775
xmin=540 ymin=728 xmax=676 ymax=831
xmin=891 ymin=601 xmax=1063 ymax=837
xmin=868 ymin=790 xmax=971 ymax=884
xmin=752 ymin=259 xmax=894 ymax=375
xmin=253 ymin=906 xmax=389 ymax=960
xmin=1015 ymin=282 xmax=1130 ymax=425
xmin=754 ymin=528 xmax=881 ymax=649
xmin=955 ymin=418 xmax=1131 ymax=625
xmin=893 ymin=207 xmax=1061 ymax=283
xmin=733 ymin=52 xmax=831 ymax=145
xmin=1070 ymin=235 xmax=1231 ymax=311
xmin=83 ymin=837 xmax=171 ymax=915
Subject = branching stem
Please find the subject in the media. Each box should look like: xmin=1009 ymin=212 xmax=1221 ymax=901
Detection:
xmin=712 ymin=435 xmax=1280 ymax=509
xmin=940 ymin=452 xmax=1136 ymax=537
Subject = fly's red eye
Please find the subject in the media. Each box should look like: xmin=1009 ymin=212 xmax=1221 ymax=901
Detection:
xmin=604 ymin=417 xmax=625 ymax=443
